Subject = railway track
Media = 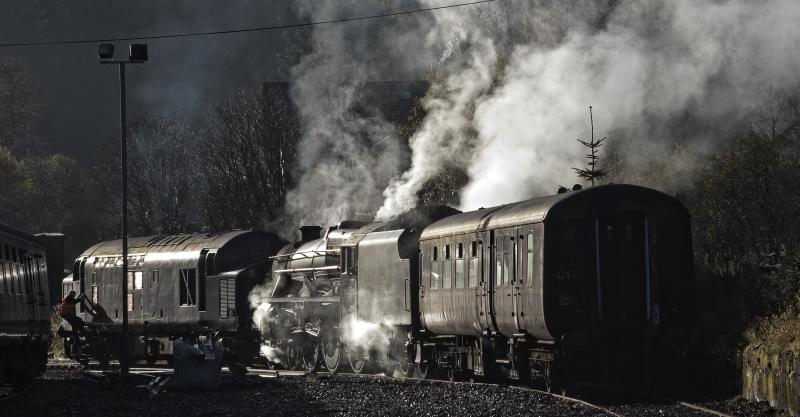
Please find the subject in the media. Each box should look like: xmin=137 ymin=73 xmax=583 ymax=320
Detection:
xmin=248 ymin=367 xmax=736 ymax=417
xmin=0 ymin=384 xmax=32 ymax=406
xmin=22 ymin=360 xmax=737 ymax=417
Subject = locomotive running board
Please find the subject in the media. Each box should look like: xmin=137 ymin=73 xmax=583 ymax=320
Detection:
xmin=263 ymin=296 xmax=340 ymax=303
xmin=272 ymin=265 xmax=339 ymax=274
xmin=269 ymin=249 xmax=340 ymax=262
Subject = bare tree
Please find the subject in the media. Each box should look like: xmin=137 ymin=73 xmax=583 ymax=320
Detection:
xmin=201 ymin=86 xmax=298 ymax=231
xmin=0 ymin=59 xmax=43 ymax=157
xmin=127 ymin=113 xmax=206 ymax=235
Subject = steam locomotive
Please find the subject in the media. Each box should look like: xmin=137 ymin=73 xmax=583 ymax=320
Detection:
xmin=0 ymin=223 xmax=55 ymax=389
xmin=262 ymin=184 xmax=695 ymax=392
xmin=61 ymin=231 xmax=285 ymax=369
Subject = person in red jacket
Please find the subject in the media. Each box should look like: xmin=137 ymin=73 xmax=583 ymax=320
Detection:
xmin=59 ymin=290 xmax=88 ymax=334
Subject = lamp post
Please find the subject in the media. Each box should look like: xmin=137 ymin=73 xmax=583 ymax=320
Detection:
xmin=99 ymin=43 xmax=147 ymax=375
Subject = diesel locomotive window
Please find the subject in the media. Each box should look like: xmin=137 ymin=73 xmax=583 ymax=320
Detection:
xmin=455 ymin=243 xmax=465 ymax=288
xmin=179 ymin=268 xmax=197 ymax=306
xmin=442 ymin=245 xmax=452 ymax=289
xmin=134 ymin=271 xmax=143 ymax=290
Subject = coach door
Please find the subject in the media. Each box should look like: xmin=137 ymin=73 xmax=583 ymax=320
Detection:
xmin=479 ymin=231 xmax=495 ymax=333
xmin=198 ymin=249 xmax=210 ymax=318
xmin=469 ymin=239 xmax=489 ymax=332
xmin=147 ymin=267 xmax=161 ymax=321
xmin=516 ymin=224 xmax=546 ymax=337
xmin=493 ymin=229 xmax=517 ymax=336
xmin=596 ymin=213 xmax=649 ymax=325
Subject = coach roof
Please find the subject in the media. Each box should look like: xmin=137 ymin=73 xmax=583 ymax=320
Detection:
xmin=420 ymin=184 xmax=686 ymax=240
xmin=77 ymin=230 xmax=266 ymax=258
xmin=0 ymin=221 xmax=44 ymax=247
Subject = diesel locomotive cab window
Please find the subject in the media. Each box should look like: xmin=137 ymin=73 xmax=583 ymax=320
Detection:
xmin=443 ymin=245 xmax=452 ymax=289
xmin=179 ymin=268 xmax=197 ymax=306
xmin=455 ymin=243 xmax=465 ymax=288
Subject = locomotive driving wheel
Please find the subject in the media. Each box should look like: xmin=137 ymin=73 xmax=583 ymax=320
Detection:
xmin=347 ymin=346 xmax=367 ymax=374
xmin=300 ymin=340 xmax=321 ymax=372
xmin=413 ymin=362 xmax=429 ymax=379
xmin=323 ymin=340 xmax=341 ymax=374
xmin=396 ymin=357 xmax=410 ymax=377
xmin=285 ymin=342 xmax=300 ymax=370
xmin=544 ymin=366 xmax=554 ymax=393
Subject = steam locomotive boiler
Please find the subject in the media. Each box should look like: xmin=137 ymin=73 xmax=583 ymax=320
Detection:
xmin=261 ymin=208 xmax=458 ymax=374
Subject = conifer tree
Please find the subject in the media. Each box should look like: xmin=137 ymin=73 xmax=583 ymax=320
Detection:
xmin=573 ymin=106 xmax=608 ymax=186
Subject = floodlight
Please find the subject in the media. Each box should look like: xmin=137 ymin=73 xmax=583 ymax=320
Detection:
xmin=98 ymin=43 xmax=114 ymax=60
xmin=129 ymin=44 xmax=148 ymax=63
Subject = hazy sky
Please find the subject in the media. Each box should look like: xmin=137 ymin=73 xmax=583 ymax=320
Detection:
xmin=0 ymin=1 xmax=311 ymax=157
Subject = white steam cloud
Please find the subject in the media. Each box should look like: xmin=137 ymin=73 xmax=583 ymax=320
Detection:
xmin=284 ymin=0 xmax=438 ymax=226
xmin=377 ymin=0 xmax=800 ymax=216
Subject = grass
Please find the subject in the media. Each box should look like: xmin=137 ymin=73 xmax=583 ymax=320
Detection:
xmin=48 ymin=308 xmax=65 ymax=360
xmin=746 ymin=292 xmax=800 ymax=352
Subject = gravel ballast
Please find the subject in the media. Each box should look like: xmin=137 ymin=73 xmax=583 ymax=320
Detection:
xmin=0 ymin=371 xmax=782 ymax=417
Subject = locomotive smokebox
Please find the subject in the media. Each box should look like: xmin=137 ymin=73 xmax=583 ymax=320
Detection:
xmin=298 ymin=225 xmax=323 ymax=242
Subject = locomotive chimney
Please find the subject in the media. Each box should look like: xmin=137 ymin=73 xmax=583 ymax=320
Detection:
xmin=298 ymin=226 xmax=323 ymax=242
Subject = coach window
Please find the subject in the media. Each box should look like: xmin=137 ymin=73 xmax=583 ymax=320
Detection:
xmin=151 ymin=270 xmax=159 ymax=288
xmin=14 ymin=249 xmax=22 ymax=295
xmin=179 ymin=268 xmax=197 ymax=306
xmin=503 ymin=236 xmax=512 ymax=286
xmin=0 ymin=249 xmax=5 ymax=294
xmin=430 ymin=246 xmax=439 ymax=289
xmin=5 ymin=249 xmax=13 ymax=295
xmin=34 ymin=257 xmax=44 ymax=297
xmin=468 ymin=241 xmax=479 ymax=287
xmin=21 ymin=253 xmax=31 ymax=296
xmin=0 ymin=259 xmax=6 ymax=295
xmin=442 ymin=244 xmax=452 ymax=289
xmin=495 ymin=236 xmax=503 ymax=287
xmin=443 ymin=245 xmax=452 ymax=289
xmin=527 ymin=232 xmax=534 ymax=286
xmin=455 ymin=243 xmax=465 ymax=288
